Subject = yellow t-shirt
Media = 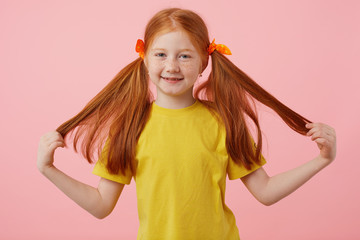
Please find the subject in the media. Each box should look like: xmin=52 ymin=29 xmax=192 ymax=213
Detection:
xmin=93 ymin=100 xmax=266 ymax=240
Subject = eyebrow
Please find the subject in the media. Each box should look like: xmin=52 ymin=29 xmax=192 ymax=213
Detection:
xmin=151 ymin=48 xmax=195 ymax=52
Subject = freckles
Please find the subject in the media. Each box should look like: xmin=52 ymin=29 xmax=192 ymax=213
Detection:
xmin=149 ymin=62 xmax=163 ymax=72
xmin=181 ymin=62 xmax=198 ymax=71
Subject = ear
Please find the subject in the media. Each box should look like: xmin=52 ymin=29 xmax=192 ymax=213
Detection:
xmin=143 ymin=56 xmax=148 ymax=69
xmin=143 ymin=57 xmax=150 ymax=77
xmin=199 ymin=56 xmax=209 ymax=74
xmin=199 ymin=65 xmax=205 ymax=75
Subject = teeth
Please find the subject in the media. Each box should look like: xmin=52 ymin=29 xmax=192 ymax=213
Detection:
xmin=163 ymin=77 xmax=182 ymax=80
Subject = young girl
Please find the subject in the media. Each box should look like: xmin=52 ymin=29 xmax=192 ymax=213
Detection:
xmin=37 ymin=8 xmax=337 ymax=240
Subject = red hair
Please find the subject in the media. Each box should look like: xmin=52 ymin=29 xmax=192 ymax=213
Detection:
xmin=57 ymin=8 xmax=311 ymax=175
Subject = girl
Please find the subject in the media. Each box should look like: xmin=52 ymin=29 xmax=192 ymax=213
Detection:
xmin=37 ymin=8 xmax=337 ymax=240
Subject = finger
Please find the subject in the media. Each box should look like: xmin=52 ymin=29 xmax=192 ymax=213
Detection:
xmin=310 ymin=131 xmax=323 ymax=141
xmin=306 ymin=125 xmax=325 ymax=137
xmin=41 ymin=134 xmax=64 ymax=148
xmin=306 ymin=122 xmax=326 ymax=127
xmin=307 ymin=122 xmax=332 ymax=129
xmin=41 ymin=131 xmax=59 ymax=142
xmin=311 ymin=130 xmax=336 ymax=141
xmin=52 ymin=131 xmax=67 ymax=148
xmin=305 ymin=123 xmax=314 ymax=129
xmin=49 ymin=141 xmax=65 ymax=152
xmin=49 ymin=131 xmax=63 ymax=140
xmin=307 ymin=123 xmax=335 ymax=137
xmin=46 ymin=132 xmax=64 ymax=143
xmin=314 ymin=123 xmax=335 ymax=135
xmin=306 ymin=127 xmax=318 ymax=136
xmin=305 ymin=122 xmax=323 ymax=135
xmin=314 ymin=137 xmax=329 ymax=147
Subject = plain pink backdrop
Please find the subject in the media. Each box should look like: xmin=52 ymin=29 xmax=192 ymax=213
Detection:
xmin=1 ymin=0 xmax=359 ymax=239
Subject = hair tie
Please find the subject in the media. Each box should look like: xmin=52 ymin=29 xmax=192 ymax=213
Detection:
xmin=207 ymin=39 xmax=232 ymax=55
xmin=135 ymin=39 xmax=145 ymax=59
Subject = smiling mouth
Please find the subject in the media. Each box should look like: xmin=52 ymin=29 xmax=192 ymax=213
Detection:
xmin=161 ymin=77 xmax=184 ymax=82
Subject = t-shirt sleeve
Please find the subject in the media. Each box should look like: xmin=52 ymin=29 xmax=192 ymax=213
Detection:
xmin=92 ymin=142 xmax=133 ymax=185
xmin=227 ymin=139 xmax=267 ymax=180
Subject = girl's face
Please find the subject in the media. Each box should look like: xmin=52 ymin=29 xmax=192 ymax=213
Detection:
xmin=144 ymin=30 xmax=202 ymax=106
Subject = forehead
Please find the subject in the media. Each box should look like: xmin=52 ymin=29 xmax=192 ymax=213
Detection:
xmin=150 ymin=31 xmax=197 ymax=51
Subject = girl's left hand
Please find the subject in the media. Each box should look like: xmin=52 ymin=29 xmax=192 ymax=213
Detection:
xmin=306 ymin=122 xmax=337 ymax=163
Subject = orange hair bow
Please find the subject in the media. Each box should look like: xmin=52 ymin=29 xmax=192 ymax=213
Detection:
xmin=207 ymin=39 xmax=232 ymax=55
xmin=135 ymin=39 xmax=145 ymax=59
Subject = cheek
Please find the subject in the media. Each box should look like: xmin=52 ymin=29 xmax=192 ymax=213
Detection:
xmin=148 ymin=62 xmax=162 ymax=75
xmin=182 ymin=63 xmax=200 ymax=76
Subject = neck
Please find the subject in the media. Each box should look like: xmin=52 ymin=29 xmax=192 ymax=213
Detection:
xmin=155 ymin=94 xmax=196 ymax=109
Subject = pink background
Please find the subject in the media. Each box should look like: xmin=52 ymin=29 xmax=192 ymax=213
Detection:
xmin=1 ymin=0 xmax=359 ymax=239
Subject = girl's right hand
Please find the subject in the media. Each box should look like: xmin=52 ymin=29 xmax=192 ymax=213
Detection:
xmin=37 ymin=131 xmax=65 ymax=173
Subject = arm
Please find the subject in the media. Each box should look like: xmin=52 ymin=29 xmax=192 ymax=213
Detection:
xmin=241 ymin=122 xmax=336 ymax=206
xmin=37 ymin=131 xmax=125 ymax=219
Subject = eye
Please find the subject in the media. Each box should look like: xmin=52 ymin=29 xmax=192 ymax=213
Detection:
xmin=180 ymin=54 xmax=191 ymax=59
xmin=155 ymin=53 xmax=166 ymax=57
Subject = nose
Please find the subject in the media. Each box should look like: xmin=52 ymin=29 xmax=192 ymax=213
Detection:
xmin=165 ymin=57 xmax=180 ymax=73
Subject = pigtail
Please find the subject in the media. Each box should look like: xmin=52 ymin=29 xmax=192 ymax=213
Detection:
xmin=57 ymin=57 xmax=153 ymax=175
xmin=195 ymin=51 xmax=311 ymax=169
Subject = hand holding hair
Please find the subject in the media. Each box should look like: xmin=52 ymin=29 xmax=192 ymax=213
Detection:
xmin=37 ymin=131 xmax=123 ymax=219
xmin=241 ymin=122 xmax=337 ymax=206
xmin=306 ymin=122 xmax=337 ymax=164
xmin=37 ymin=131 xmax=65 ymax=173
